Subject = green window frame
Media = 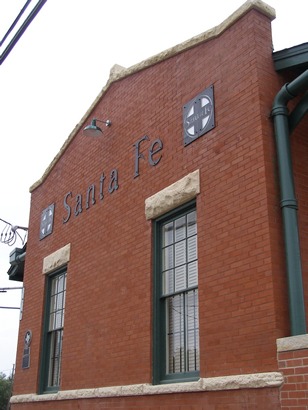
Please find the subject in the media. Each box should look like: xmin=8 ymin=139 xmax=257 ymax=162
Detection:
xmin=39 ymin=268 xmax=66 ymax=393
xmin=153 ymin=201 xmax=199 ymax=384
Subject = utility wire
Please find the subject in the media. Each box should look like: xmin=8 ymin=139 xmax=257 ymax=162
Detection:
xmin=0 ymin=0 xmax=32 ymax=47
xmin=0 ymin=217 xmax=28 ymax=246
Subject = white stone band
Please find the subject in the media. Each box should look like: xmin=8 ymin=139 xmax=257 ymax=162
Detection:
xmin=10 ymin=372 xmax=283 ymax=403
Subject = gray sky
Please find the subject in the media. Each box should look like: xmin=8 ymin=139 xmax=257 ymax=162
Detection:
xmin=0 ymin=0 xmax=306 ymax=377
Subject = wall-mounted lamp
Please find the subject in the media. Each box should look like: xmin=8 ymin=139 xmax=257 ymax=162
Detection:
xmin=83 ymin=118 xmax=112 ymax=137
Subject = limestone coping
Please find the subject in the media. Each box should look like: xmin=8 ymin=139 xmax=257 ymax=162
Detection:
xmin=277 ymin=334 xmax=308 ymax=352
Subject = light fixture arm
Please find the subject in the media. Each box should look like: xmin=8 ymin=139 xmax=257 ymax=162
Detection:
xmin=95 ymin=118 xmax=111 ymax=127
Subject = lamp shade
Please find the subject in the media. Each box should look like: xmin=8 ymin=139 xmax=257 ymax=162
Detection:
xmin=83 ymin=119 xmax=103 ymax=137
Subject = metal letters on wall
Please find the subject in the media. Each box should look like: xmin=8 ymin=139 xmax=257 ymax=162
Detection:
xmin=183 ymin=85 xmax=215 ymax=146
xmin=39 ymin=136 xmax=164 ymax=238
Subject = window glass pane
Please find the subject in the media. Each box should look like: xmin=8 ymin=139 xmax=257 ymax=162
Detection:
xmin=163 ymin=246 xmax=174 ymax=270
xmin=175 ymin=216 xmax=186 ymax=242
xmin=162 ymin=269 xmax=174 ymax=295
xmin=57 ymin=275 xmax=65 ymax=293
xmin=165 ymin=285 xmax=200 ymax=375
xmin=55 ymin=311 xmax=63 ymax=329
xmin=175 ymin=240 xmax=186 ymax=266
xmin=50 ymin=294 xmax=56 ymax=313
xmin=48 ymin=329 xmax=63 ymax=387
xmin=166 ymin=295 xmax=185 ymax=374
xmin=163 ymin=222 xmax=173 ymax=246
xmin=175 ymin=265 xmax=186 ymax=292
xmin=188 ymin=261 xmax=198 ymax=287
xmin=63 ymin=289 xmax=66 ymax=310
xmin=63 ymin=275 xmax=67 ymax=295
xmin=187 ymin=236 xmax=197 ymax=262
xmin=50 ymin=281 xmax=57 ymax=297
xmin=49 ymin=312 xmax=55 ymax=331
xmin=186 ymin=290 xmax=199 ymax=372
xmin=62 ymin=310 xmax=65 ymax=327
xmin=57 ymin=292 xmax=64 ymax=310
xmin=187 ymin=211 xmax=197 ymax=236
xmin=187 ymin=328 xmax=199 ymax=371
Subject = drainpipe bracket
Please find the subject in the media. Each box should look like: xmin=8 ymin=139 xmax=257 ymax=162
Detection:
xmin=271 ymin=105 xmax=289 ymax=117
xmin=280 ymin=198 xmax=298 ymax=210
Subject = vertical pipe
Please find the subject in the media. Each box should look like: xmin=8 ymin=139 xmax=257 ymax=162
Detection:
xmin=271 ymin=70 xmax=308 ymax=335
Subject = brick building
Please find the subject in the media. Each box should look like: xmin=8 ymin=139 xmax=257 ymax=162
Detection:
xmin=8 ymin=1 xmax=308 ymax=408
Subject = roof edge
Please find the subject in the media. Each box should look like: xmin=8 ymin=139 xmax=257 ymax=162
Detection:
xmin=273 ymin=42 xmax=308 ymax=71
xmin=30 ymin=0 xmax=275 ymax=193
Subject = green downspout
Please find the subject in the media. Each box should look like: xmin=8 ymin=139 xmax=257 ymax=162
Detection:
xmin=271 ymin=69 xmax=308 ymax=336
xmin=289 ymin=93 xmax=308 ymax=135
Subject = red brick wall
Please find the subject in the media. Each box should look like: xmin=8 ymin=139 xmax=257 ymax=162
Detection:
xmin=292 ymin=114 xmax=308 ymax=331
xmin=12 ymin=8 xmax=285 ymax=408
xmin=278 ymin=346 xmax=308 ymax=409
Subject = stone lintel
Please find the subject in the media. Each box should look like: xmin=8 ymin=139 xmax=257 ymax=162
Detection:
xmin=42 ymin=244 xmax=71 ymax=275
xmin=145 ymin=170 xmax=200 ymax=220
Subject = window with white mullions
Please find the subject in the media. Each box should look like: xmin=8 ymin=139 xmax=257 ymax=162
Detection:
xmin=154 ymin=203 xmax=199 ymax=384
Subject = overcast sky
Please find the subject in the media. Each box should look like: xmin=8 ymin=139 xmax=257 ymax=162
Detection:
xmin=0 ymin=0 xmax=306 ymax=377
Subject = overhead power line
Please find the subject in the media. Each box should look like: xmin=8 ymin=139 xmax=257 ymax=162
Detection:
xmin=0 ymin=217 xmax=28 ymax=246
xmin=0 ymin=0 xmax=48 ymax=65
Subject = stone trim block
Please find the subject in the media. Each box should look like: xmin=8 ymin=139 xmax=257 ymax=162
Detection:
xmin=145 ymin=170 xmax=200 ymax=220
xmin=277 ymin=334 xmax=308 ymax=352
xmin=42 ymin=244 xmax=71 ymax=275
